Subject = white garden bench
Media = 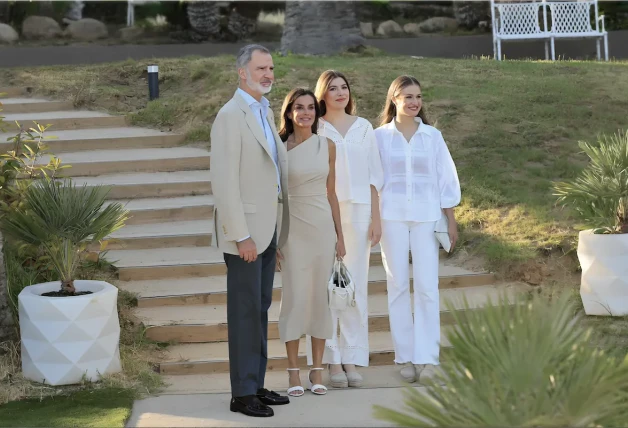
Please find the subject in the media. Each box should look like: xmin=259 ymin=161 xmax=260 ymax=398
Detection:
xmin=491 ymin=0 xmax=609 ymax=61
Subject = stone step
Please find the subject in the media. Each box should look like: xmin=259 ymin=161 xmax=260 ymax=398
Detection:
xmin=159 ymin=330 xmax=452 ymax=375
xmin=161 ymin=364 xmax=436 ymax=395
xmin=71 ymin=170 xmax=211 ymax=200
xmin=46 ymin=147 xmax=210 ymax=177
xmin=108 ymin=246 xmax=456 ymax=281
xmin=0 ymin=127 xmax=184 ymax=153
xmin=1 ymin=110 xmax=127 ymax=131
xmin=0 ymin=98 xmax=74 ymax=114
xmin=102 ymin=220 xmax=213 ymax=251
xmin=0 ymin=87 xmax=26 ymax=97
xmin=106 ymin=195 xmax=214 ymax=226
xmin=137 ymin=284 xmax=520 ymax=343
xmin=118 ymin=264 xmax=495 ymax=308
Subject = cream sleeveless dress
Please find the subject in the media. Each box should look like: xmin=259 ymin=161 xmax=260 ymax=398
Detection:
xmin=278 ymin=134 xmax=336 ymax=343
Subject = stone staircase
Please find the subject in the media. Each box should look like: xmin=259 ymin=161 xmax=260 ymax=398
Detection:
xmin=1 ymin=88 xmax=524 ymax=395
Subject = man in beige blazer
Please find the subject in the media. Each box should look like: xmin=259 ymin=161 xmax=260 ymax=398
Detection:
xmin=210 ymin=44 xmax=290 ymax=418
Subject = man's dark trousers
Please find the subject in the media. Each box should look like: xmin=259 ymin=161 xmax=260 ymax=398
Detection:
xmin=224 ymin=231 xmax=277 ymax=397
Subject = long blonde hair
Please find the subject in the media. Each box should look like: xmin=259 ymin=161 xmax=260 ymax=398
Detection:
xmin=314 ymin=70 xmax=356 ymax=117
xmin=378 ymin=75 xmax=430 ymax=127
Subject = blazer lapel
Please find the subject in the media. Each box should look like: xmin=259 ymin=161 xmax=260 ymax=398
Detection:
xmin=267 ymin=111 xmax=288 ymax=178
xmin=234 ymin=92 xmax=272 ymax=160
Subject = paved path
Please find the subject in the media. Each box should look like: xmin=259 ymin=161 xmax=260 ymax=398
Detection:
xmin=1 ymin=31 xmax=627 ymax=68
xmin=126 ymin=387 xmax=419 ymax=427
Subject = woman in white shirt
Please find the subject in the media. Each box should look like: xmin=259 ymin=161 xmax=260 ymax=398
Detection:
xmin=305 ymin=70 xmax=384 ymax=388
xmin=374 ymin=75 xmax=461 ymax=383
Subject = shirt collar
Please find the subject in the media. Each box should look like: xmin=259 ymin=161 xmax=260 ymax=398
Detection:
xmin=386 ymin=116 xmax=430 ymax=135
xmin=237 ymin=88 xmax=270 ymax=109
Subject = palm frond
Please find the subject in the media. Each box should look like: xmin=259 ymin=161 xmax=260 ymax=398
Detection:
xmin=374 ymin=291 xmax=628 ymax=427
xmin=0 ymin=178 xmax=129 ymax=291
xmin=553 ymin=130 xmax=628 ymax=234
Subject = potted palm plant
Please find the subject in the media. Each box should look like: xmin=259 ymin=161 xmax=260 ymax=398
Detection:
xmin=553 ymin=130 xmax=628 ymax=316
xmin=0 ymin=178 xmax=129 ymax=386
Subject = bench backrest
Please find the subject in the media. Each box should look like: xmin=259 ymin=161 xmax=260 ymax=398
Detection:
xmin=548 ymin=1 xmax=598 ymax=34
xmin=493 ymin=2 xmax=547 ymax=36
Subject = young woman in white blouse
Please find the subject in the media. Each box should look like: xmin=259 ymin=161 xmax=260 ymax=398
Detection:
xmin=305 ymin=70 xmax=384 ymax=388
xmin=374 ymin=75 xmax=461 ymax=383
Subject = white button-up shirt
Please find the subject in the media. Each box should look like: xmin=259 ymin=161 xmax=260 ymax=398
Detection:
xmin=237 ymin=88 xmax=281 ymax=193
xmin=374 ymin=118 xmax=461 ymax=223
xmin=318 ymin=117 xmax=384 ymax=205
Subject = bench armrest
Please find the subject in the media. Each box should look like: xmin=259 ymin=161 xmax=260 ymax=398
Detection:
xmin=598 ymin=14 xmax=606 ymax=33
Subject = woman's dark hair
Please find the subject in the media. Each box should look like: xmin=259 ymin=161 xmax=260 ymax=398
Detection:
xmin=314 ymin=70 xmax=356 ymax=117
xmin=278 ymin=88 xmax=321 ymax=142
xmin=378 ymin=75 xmax=430 ymax=127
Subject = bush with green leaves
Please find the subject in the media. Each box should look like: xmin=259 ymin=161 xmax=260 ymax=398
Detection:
xmin=553 ymin=130 xmax=628 ymax=234
xmin=0 ymin=178 xmax=129 ymax=295
xmin=0 ymin=100 xmax=66 ymax=214
xmin=374 ymin=291 xmax=628 ymax=427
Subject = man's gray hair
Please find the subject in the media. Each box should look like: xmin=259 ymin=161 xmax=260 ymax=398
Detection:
xmin=236 ymin=44 xmax=271 ymax=71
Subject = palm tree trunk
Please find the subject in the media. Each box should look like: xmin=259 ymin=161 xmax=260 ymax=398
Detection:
xmin=65 ymin=1 xmax=84 ymax=22
xmin=453 ymin=0 xmax=490 ymax=30
xmin=61 ymin=279 xmax=76 ymax=294
xmin=0 ymin=1 xmax=10 ymax=24
xmin=186 ymin=1 xmax=221 ymax=41
xmin=38 ymin=1 xmax=54 ymax=18
xmin=281 ymin=1 xmax=365 ymax=55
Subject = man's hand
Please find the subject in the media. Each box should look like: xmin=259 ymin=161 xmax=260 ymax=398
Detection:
xmin=236 ymin=238 xmax=258 ymax=262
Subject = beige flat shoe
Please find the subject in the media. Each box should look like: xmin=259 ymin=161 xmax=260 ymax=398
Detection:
xmin=345 ymin=370 xmax=363 ymax=387
xmin=400 ymin=364 xmax=416 ymax=383
xmin=417 ymin=364 xmax=437 ymax=383
xmin=329 ymin=367 xmax=349 ymax=388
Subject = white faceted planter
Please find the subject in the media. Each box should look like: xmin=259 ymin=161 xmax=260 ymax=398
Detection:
xmin=578 ymin=230 xmax=628 ymax=316
xmin=18 ymin=280 xmax=122 ymax=386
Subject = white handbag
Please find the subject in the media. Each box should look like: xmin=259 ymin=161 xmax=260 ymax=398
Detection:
xmin=434 ymin=213 xmax=452 ymax=253
xmin=328 ymin=258 xmax=356 ymax=311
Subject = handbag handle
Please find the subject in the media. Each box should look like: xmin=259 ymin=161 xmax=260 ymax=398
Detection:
xmin=334 ymin=258 xmax=357 ymax=307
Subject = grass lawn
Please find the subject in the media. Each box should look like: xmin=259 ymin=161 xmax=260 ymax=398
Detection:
xmin=1 ymin=49 xmax=627 ymax=280
xmin=0 ymin=387 xmax=134 ymax=427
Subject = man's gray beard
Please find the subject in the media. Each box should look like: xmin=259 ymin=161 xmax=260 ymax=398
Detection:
xmin=245 ymin=70 xmax=272 ymax=94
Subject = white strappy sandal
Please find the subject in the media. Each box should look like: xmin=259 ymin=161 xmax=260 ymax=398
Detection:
xmin=286 ymin=368 xmax=304 ymax=397
xmin=307 ymin=367 xmax=328 ymax=395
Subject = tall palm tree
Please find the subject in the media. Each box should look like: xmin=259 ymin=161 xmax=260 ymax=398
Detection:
xmin=281 ymin=1 xmax=365 ymax=55
xmin=0 ymin=179 xmax=128 ymax=294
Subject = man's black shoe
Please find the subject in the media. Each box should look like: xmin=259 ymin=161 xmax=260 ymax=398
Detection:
xmin=230 ymin=395 xmax=274 ymax=417
xmin=257 ymin=388 xmax=290 ymax=405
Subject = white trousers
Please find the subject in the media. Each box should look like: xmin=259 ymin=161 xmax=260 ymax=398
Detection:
xmin=380 ymin=220 xmax=440 ymax=365
xmin=307 ymin=202 xmax=371 ymax=366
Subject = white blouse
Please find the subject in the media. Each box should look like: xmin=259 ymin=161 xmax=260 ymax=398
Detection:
xmin=374 ymin=118 xmax=461 ymax=223
xmin=318 ymin=117 xmax=384 ymax=205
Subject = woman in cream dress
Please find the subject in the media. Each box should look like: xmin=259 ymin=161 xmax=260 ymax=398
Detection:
xmin=277 ymin=88 xmax=346 ymax=397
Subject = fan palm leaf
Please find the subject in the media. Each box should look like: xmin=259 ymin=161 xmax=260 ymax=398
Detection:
xmin=0 ymin=178 xmax=129 ymax=293
xmin=553 ymin=130 xmax=628 ymax=233
xmin=374 ymin=291 xmax=628 ymax=427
